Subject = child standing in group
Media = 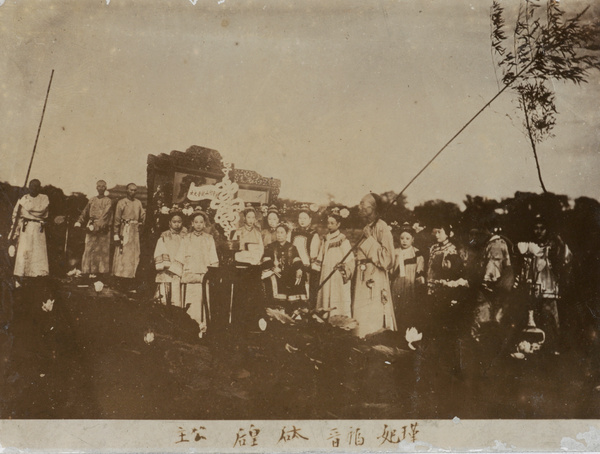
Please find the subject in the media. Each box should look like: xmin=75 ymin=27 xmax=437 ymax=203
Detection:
xmin=153 ymin=212 xmax=187 ymax=307
xmin=391 ymin=222 xmax=425 ymax=329
xmin=171 ymin=211 xmax=219 ymax=335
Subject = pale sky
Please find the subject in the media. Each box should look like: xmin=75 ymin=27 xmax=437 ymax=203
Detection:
xmin=1 ymin=0 xmax=599 ymax=207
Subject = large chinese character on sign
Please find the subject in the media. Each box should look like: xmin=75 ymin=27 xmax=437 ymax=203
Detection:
xmin=146 ymin=145 xmax=281 ymax=241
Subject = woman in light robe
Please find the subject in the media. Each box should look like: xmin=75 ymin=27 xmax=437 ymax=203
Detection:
xmin=234 ymin=206 xmax=264 ymax=265
xmin=171 ymin=212 xmax=219 ymax=334
xmin=153 ymin=212 xmax=187 ymax=307
xmin=11 ymin=179 xmax=50 ymax=277
xmin=352 ymin=193 xmax=397 ymax=338
xmin=315 ymin=211 xmax=354 ymax=318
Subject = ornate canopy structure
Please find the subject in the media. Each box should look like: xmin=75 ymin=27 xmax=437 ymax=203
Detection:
xmin=146 ymin=145 xmax=281 ymax=235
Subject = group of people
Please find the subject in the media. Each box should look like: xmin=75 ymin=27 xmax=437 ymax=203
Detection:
xmin=10 ymin=179 xmax=145 ymax=282
xmin=151 ymin=191 xmax=573 ymax=352
xmin=148 ymin=193 xmax=394 ymax=338
xmin=9 ymin=180 xmax=573 ymax=352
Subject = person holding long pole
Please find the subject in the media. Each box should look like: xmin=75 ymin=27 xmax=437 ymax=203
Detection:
xmin=10 ymin=179 xmax=50 ymax=278
xmin=351 ymin=193 xmax=397 ymax=338
xmin=7 ymin=69 xmax=55 ymax=279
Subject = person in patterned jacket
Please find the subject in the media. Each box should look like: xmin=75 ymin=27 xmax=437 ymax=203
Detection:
xmin=261 ymin=223 xmax=306 ymax=311
xmin=290 ymin=205 xmax=321 ymax=307
xmin=515 ymin=214 xmax=572 ymax=355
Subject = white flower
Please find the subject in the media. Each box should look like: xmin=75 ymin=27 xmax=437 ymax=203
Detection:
xmin=309 ymin=203 xmax=319 ymax=213
xmin=405 ymin=327 xmax=423 ymax=350
xmin=518 ymin=340 xmax=532 ymax=354
xmin=160 ymin=206 xmax=170 ymax=215
xmin=339 ymin=208 xmax=350 ymax=219
xmin=517 ymin=242 xmax=529 ymax=255
xmin=42 ymin=299 xmax=55 ymax=312
xmin=258 ymin=318 xmax=267 ymax=331
xmin=66 ymin=269 xmax=82 ymax=278
xmin=182 ymin=207 xmax=193 ymax=216
xmin=413 ymin=223 xmax=425 ymax=233
xmin=144 ymin=332 xmax=154 ymax=345
xmin=528 ymin=242 xmax=541 ymax=255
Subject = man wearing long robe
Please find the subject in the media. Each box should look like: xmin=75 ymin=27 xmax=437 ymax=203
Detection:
xmin=112 ymin=183 xmax=145 ymax=279
xmin=75 ymin=180 xmax=113 ymax=274
xmin=352 ymin=193 xmax=397 ymax=338
xmin=11 ymin=179 xmax=50 ymax=277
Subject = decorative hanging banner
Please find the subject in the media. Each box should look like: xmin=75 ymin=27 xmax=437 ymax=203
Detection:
xmin=187 ymin=183 xmax=220 ymax=201
xmin=208 ymin=163 xmax=245 ymax=239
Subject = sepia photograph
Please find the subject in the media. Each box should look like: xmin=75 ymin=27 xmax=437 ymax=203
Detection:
xmin=1 ymin=0 xmax=599 ymax=451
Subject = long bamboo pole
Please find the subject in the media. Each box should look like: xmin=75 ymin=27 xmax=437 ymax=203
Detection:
xmin=314 ymin=61 xmax=536 ymax=296
xmin=24 ymin=69 xmax=55 ymax=187
xmin=8 ymin=69 xmax=55 ymax=245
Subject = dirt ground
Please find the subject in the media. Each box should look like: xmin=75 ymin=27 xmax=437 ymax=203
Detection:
xmin=1 ymin=276 xmax=599 ymax=420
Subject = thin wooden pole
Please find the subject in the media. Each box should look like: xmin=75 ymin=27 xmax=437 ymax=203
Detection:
xmin=24 ymin=69 xmax=55 ymax=187
xmin=315 ymin=60 xmax=536 ymax=295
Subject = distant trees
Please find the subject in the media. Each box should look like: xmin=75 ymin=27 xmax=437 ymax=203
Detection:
xmin=413 ymin=200 xmax=462 ymax=232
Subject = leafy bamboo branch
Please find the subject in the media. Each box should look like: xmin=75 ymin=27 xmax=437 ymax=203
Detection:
xmin=490 ymin=0 xmax=600 ymax=192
